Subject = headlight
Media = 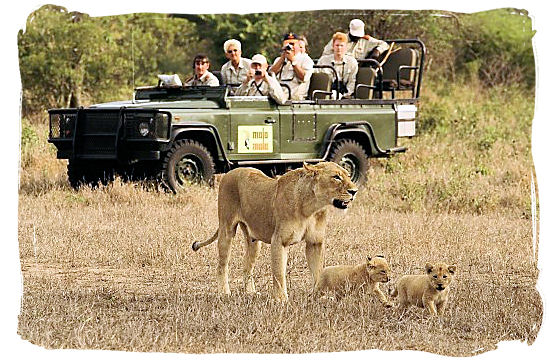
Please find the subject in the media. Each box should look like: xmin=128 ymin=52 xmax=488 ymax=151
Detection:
xmin=154 ymin=113 xmax=170 ymax=139
xmin=138 ymin=121 xmax=150 ymax=137
xmin=49 ymin=112 xmax=76 ymax=139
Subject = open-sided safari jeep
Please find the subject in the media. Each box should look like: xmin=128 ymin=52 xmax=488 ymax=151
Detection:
xmin=48 ymin=39 xmax=425 ymax=192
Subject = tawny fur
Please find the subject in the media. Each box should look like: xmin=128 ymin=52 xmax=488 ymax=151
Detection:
xmin=192 ymin=162 xmax=358 ymax=301
xmin=315 ymin=255 xmax=392 ymax=307
xmin=391 ymin=262 xmax=457 ymax=316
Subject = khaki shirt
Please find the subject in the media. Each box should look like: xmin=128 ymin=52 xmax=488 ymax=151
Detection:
xmin=220 ymin=58 xmax=251 ymax=86
xmin=184 ymin=71 xmax=220 ymax=87
xmin=317 ymin=54 xmax=358 ymax=98
xmin=322 ymin=35 xmax=389 ymax=60
xmin=234 ymin=73 xmax=287 ymax=105
xmin=273 ymin=53 xmax=314 ymax=100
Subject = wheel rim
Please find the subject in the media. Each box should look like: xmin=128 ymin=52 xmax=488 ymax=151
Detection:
xmin=175 ymin=155 xmax=203 ymax=186
xmin=339 ymin=154 xmax=360 ymax=183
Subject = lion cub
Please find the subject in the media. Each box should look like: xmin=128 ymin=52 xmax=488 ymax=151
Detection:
xmin=391 ymin=262 xmax=457 ymax=316
xmin=315 ymin=255 xmax=392 ymax=307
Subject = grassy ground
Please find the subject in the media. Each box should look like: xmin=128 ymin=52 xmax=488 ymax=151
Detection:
xmin=17 ymin=80 xmax=542 ymax=355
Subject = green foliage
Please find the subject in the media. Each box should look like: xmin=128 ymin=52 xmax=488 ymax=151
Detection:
xmin=21 ymin=118 xmax=39 ymax=148
xmin=173 ymin=13 xmax=290 ymax=67
xmin=18 ymin=6 xmax=198 ymax=118
xmin=17 ymin=7 xmax=535 ymax=120
xmin=458 ymin=9 xmax=535 ymax=87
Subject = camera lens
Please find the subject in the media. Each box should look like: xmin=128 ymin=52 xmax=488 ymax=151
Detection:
xmin=255 ymin=70 xmax=262 ymax=76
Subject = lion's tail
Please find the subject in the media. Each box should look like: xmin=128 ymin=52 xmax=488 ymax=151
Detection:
xmin=192 ymin=229 xmax=219 ymax=252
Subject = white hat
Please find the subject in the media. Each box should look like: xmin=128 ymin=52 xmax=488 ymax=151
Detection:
xmin=349 ymin=19 xmax=365 ymax=37
xmin=251 ymin=54 xmax=268 ymax=65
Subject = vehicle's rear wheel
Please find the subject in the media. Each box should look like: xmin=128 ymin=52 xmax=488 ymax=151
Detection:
xmin=67 ymin=160 xmax=115 ymax=189
xmin=162 ymin=139 xmax=215 ymax=192
xmin=328 ymin=139 xmax=370 ymax=186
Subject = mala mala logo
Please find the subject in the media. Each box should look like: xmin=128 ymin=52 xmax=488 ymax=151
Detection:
xmin=238 ymin=126 xmax=273 ymax=153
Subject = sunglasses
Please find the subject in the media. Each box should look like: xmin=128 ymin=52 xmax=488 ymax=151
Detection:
xmin=195 ymin=61 xmax=209 ymax=65
xmin=226 ymin=49 xmax=239 ymax=54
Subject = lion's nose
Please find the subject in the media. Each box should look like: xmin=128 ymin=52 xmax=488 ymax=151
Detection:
xmin=348 ymin=189 xmax=358 ymax=197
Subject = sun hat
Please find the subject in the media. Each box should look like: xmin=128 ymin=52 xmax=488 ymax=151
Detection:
xmin=349 ymin=19 xmax=365 ymax=37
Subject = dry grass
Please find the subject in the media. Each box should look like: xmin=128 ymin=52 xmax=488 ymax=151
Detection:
xmin=17 ymin=81 xmax=542 ymax=355
xmin=17 ymin=179 xmax=541 ymax=355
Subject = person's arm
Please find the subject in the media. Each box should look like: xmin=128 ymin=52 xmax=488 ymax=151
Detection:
xmin=369 ymin=37 xmax=389 ymax=54
xmin=270 ymin=56 xmax=285 ymax=75
xmin=234 ymin=69 xmax=255 ymax=96
xmin=345 ymin=58 xmax=358 ymax=98
xmin=264 ymin=74 xmax=288 ymax=105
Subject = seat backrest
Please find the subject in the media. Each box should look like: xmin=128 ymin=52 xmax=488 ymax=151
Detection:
xmin=382 ymin=48 xmax=418 ymax=83
xmin=307 ymin=72 xmax=331 ymax=100
xmin=355 ymin=67 xmax=376 ymax=99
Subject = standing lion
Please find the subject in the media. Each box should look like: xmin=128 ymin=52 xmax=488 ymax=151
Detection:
xmin=192 ymin=162 xmax=358 ymax=301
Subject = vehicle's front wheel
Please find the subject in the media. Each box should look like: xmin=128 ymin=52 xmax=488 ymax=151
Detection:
xmin=328 ymin=139 xmax=370 ymax=186
xmin=161 ymin=139 xmax=215 ymax=192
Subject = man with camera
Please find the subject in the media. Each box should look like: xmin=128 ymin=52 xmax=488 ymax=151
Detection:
xmin=270 ymin=33 xmax=314 ymax=100
xmin=184 ymin=54 xmax=220 ymax=87
xmin=317 ymin=32 xmax=358 ymax=99
xmin=234 ymin=54 xmax=287 ymax=105
xmin=322 ymin=19 xmax=389 ymax=61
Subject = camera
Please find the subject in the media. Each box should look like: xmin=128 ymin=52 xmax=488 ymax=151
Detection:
xmin=255 ymin=70 xmax=262 ymax=76
xmin=282 ymin=43 xmax=294 ymax=51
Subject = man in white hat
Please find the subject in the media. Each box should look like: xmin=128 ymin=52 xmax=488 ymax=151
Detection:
xmin=322 ymin=19 xmax=389 ymax=61
xmin=220 ymin=39 xmax=251 ymax=86
xmin=234 ymin=54 xmax=287 ymax=105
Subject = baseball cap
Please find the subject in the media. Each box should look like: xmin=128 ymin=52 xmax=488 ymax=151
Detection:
xmin=282 ymin=32 xmax=299 ymax=41
xmin=251 ymin=54 xmax=268 ymax=65
xmin=349 ymin=19 xmax=365 ymax=37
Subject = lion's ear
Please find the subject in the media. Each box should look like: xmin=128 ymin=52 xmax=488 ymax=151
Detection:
xmin=425 ymin=263 xmax=434 ymax=274
xmin=448 ymin=265 xmax=457 ymax=275
xmin=303 ymin=162 xmax=315 ymax=171
xmin=303 ymin=162 xmax=319 ymax=176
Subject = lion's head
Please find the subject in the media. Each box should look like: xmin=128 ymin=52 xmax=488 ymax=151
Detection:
xmin=367 ymin=255 xmax=391 ymax=283
xmin=426 ymin=262 xmax=456 ymax=291
xmin=304 ymin=162 xmax=358 ymax=210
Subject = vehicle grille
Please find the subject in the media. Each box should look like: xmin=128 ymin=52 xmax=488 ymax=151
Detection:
xmin=75 ymin=111 xmax=120 ymax=158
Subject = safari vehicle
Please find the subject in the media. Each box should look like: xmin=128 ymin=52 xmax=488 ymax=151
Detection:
xmin=48 ymin=39 xmax=425 ymax=192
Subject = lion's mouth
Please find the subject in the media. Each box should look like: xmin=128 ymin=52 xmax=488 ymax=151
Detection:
xmin=333 ymin=199 xmax=351 ymax=209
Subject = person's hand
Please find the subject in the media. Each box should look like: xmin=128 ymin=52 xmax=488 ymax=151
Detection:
xmin=245 ymin=68 xmax=255 ymax=83
xmin=285 ymin=49 xmax=295 ymax=62
xmin=368 ymin=49 xmax=380 ymax=60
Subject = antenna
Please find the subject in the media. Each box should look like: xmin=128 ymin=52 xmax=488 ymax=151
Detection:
xmin=131 ymin=25 xmax=136 ymax=104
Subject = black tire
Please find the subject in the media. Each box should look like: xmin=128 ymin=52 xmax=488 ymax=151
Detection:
xmin=67 ymin=159 xmax=115 ymax=190
xmin=328 ymin=139 xmax=370 ymax=186
xmin=161 ymin=139 xmax=215 ymax=192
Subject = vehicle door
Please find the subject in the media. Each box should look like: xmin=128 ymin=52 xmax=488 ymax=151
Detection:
xmin=227 ymin=96 xmax=281 ymax=162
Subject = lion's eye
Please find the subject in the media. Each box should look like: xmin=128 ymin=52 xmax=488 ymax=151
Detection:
xmin=443 ymin=275 xmax=447 ymax=278
xmin=333 ymin=175 xmax=342 ymax=181
xmin=433 ymin=275 xmax=438 ymax=278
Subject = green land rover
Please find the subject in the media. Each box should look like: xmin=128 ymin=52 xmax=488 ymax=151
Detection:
xmin=48 ymin=39 xmax=425 ymax=192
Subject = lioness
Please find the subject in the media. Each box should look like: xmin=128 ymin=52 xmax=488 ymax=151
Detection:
xmin=391 ymin=262 xmax=457 ymax=316
xmin=315 ymin=255 xmax=392 ymax=307
xmin=192 ymin=162 xmax=358 ymax=301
